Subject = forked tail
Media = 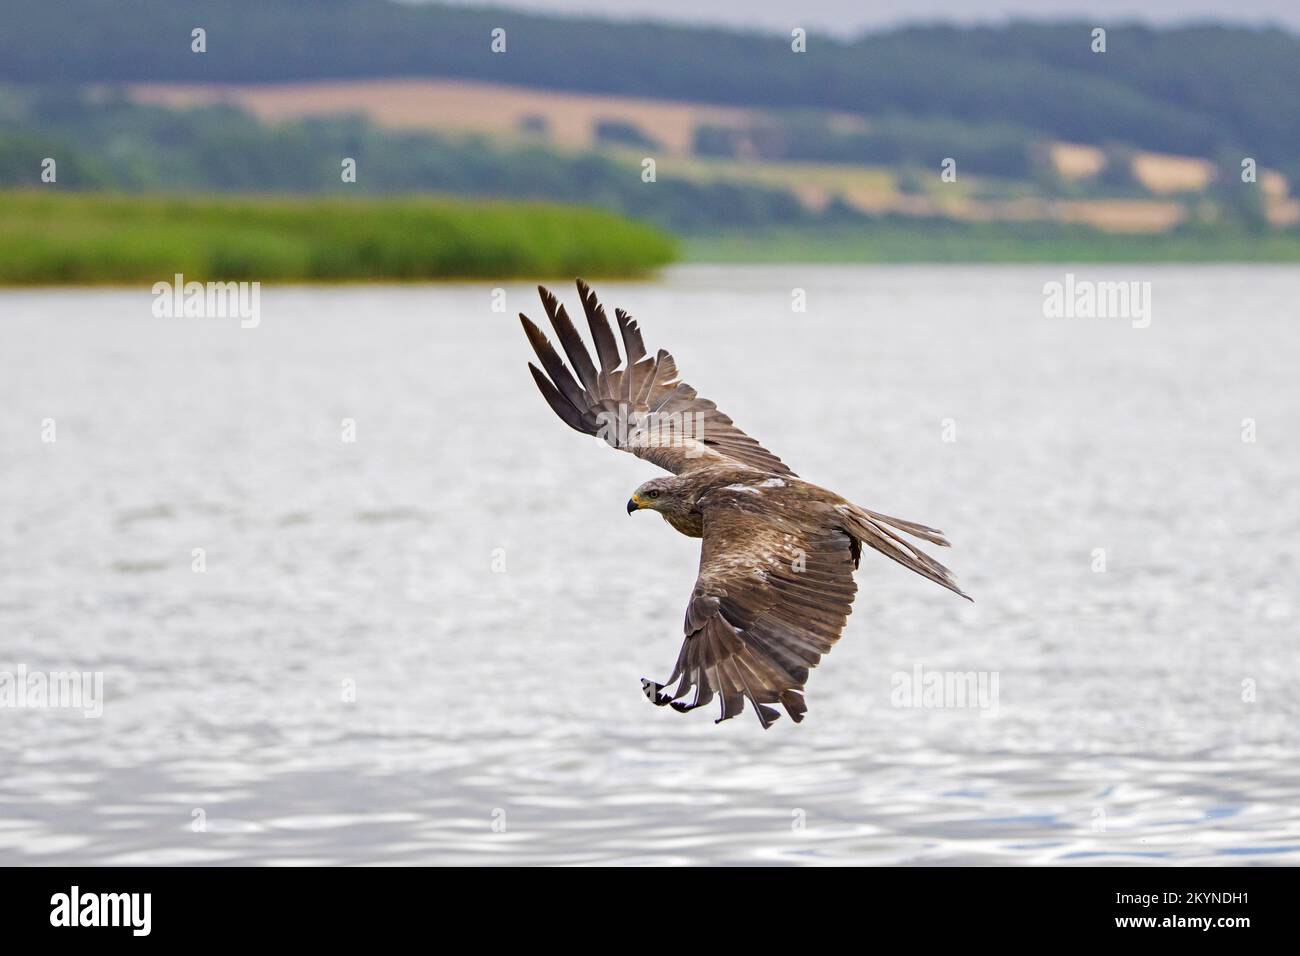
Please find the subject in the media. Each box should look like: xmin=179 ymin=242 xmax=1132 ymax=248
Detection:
xmin=836 ymin=503 xmax=972 ymax=601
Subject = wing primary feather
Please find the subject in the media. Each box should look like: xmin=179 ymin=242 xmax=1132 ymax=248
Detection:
xmin=538 ymin=285 xmax=600 ymax=394
xmin=527 ymin=363 xmax=589 ymax=434
xmin=575 ymin=278 xmax=621 ymax=375
xmin=614 ymin=308 xmax=647 ymax=365
xmin=634 ymin=352 xmax=661 ymax=406
xmin=519 ymin=314 xmax=586 ymax=411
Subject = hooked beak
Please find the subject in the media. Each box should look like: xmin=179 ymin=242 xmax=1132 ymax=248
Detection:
xmin=626 ymin=494 xmax=643 ymax=515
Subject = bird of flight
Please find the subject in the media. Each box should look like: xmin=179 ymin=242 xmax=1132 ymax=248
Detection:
xmin=519 ymin=280 xmax=970 ymax=728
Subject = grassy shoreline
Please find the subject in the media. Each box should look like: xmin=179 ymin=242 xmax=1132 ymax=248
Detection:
xmin=0 ymin=192 xmax=678 ymax=285
xmin=684 ymin=221 xmax=1300 ymax=263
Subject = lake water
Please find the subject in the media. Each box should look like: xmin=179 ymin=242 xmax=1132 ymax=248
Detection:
xmin=1 ymin=264 xmax=1297 ymax=865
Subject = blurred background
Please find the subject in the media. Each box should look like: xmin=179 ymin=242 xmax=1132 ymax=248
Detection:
xmin=3 ymin=0 xmax=1300 ymax=278
xmin=1 ymin=1 xmax=1298 ymax=866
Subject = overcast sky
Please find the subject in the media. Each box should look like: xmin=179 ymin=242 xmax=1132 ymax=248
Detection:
xmin=433 ymin=0 xmax=1300 ymax=35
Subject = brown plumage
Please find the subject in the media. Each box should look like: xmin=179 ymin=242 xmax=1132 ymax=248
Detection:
xmin=520 ymin=280 xmax=970 ymax=728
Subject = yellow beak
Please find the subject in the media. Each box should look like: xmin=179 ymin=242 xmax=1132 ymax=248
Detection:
xmin=627 ymin=493 xmax=644 ymax=514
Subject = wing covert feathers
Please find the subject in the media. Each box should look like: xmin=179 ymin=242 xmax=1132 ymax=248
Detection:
xmin=643 ymin=496 xmax=858 ymax=728
xmin=520 ymin=281 xmax=795 ymax=476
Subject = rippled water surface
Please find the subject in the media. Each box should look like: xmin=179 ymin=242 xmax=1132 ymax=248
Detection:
xmin=2 ymin=265 xmax=1298 ymax=865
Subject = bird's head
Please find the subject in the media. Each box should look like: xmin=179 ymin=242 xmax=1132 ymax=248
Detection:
xmin=627 ymin=477 xmax=685 ymax=517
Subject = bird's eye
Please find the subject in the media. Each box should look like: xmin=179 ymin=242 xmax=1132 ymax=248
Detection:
xmin=647 ymin=490 xmax=661 ymax=499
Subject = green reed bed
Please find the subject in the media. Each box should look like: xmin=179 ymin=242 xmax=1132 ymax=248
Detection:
xmin=0 ymin=192 xmax=678 ymax=284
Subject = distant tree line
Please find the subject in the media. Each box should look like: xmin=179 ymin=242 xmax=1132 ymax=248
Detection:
xmin=3 ymin=0 xmax=1297 ymax=179
xmin=0 ymin=90 xmax=828 ymax=232
xmin=2 ymin=87 xmax=1283 ymax=234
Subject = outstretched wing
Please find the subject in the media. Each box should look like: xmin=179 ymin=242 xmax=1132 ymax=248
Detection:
xmin=520 ymin=280 xmax=794 ymax=476
xmin=642 ymin=487 xmax=858 ymax=728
